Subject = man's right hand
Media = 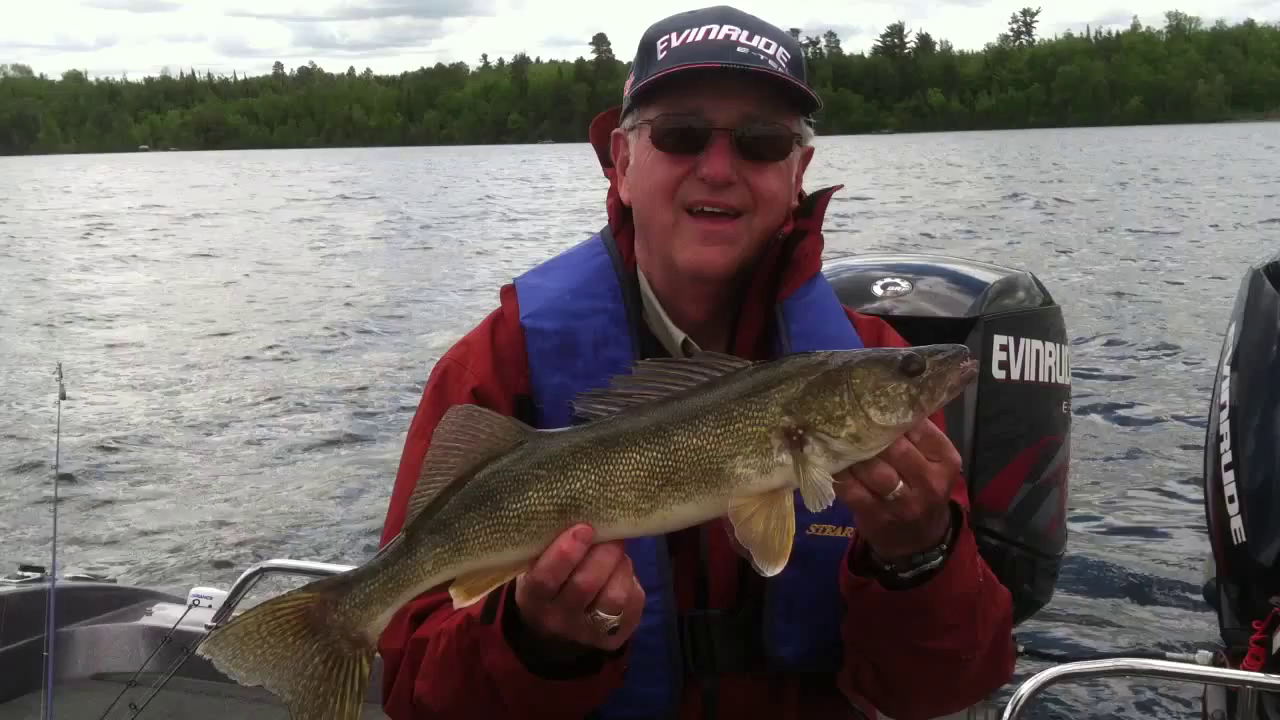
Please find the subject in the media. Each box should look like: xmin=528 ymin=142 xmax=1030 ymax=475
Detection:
xmin=513 ymin=524 xmax=645 ymax=653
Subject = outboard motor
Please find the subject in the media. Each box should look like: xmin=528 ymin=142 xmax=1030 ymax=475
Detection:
xmin=824 ymin=253 xmax=1070 ymax=625
xmin=1201 ymin=249 xmax=1280 ymax=719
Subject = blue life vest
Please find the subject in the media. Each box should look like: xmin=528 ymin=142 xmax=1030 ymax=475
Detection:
xmin=512 ymin=227 xmax=865 ymax=719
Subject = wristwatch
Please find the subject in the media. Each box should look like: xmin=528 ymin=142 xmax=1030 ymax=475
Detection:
xmin=865 ymin=502 xmax=961 ymax=587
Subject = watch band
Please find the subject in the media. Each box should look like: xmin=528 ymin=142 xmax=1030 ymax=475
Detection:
xmin=866 ymin=502 xmax=961 ymax=585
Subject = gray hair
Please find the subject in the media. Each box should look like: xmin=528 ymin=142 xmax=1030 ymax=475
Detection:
xmin=797 ymin=119 xmax=815 ymax=146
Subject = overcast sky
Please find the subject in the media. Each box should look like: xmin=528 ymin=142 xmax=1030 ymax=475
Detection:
xmin=4 ymin=0 xmax=1277 ymax=79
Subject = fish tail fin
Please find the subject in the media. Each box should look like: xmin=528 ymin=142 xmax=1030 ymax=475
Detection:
xmin=196 ymin=577 xmax=375 ymax=720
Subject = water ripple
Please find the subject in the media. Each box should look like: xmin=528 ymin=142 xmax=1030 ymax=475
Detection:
xmin=3 ymin=123 xmax=1280 ymax=717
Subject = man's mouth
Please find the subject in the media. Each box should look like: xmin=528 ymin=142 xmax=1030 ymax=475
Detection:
xmin=686 ymin=204 xmax=743 ymax=220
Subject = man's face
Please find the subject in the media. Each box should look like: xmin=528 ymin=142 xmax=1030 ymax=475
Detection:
xmin=610 ymin=72 xmax=816 ymax=285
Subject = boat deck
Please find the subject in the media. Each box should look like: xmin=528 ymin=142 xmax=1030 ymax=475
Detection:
xmin=0 ymin=674 xmax=389 ymax=719
xmin=0 ymin=571 xmax=389 ymax=720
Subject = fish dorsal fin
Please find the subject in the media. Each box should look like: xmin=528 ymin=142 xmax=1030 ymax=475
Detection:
xmin=572 ymin=351 xmax=754 ymax=421
xmin=406 ymin=404 xmax=532 ymax=525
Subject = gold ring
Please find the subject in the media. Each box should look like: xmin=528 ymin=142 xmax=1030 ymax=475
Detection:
xmin=882 ymin=479 xmax=906 ymax=502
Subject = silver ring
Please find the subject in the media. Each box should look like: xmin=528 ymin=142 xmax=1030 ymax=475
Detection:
xmin=587 ymin=607 xmax=623 ymax=636
xmin=882 ymin=479 xmax=906 ymax=502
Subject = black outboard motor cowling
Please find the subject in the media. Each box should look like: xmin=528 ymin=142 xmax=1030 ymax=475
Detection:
xmin=1202 ymin=251 xmax=1280 ymax=710
xmin=824 ymin=254 xmax=1070 ymax=625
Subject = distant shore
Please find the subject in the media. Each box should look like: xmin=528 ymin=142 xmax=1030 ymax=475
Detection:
xmin=2 ymin=11 xmax=1277 ymax=157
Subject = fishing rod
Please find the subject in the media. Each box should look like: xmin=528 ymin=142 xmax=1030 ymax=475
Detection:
xmin=41 ymin=362 xmax=66 ymax=720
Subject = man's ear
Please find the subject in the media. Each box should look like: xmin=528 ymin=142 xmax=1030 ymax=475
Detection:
xmin=790 ymin=145 xmax=815 ymax=211
xmin=610 ymin=128 xmax=634 ymax=206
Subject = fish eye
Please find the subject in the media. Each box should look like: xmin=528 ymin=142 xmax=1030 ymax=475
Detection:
xmin=897 ymin=352 xmax=926 ymax=378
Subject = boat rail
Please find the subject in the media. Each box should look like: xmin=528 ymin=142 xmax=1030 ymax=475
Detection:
xmin=1002 ymin=657 xmax=1280 ymax=719
xmin=188 ymin=559 xmax=1280 ymax=720
xmin=206 ymin=558 xmax=355 ymax=628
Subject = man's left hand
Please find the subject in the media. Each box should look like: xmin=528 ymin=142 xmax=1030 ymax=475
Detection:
xmin=836 ymin=418 xmax=962 ymax=562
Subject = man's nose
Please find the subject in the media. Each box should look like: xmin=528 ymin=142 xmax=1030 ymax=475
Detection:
xmin=693 ymin=130 xmax=738 ymax=185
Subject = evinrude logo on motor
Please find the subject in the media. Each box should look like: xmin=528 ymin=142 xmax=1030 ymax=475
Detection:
xmin=991 ymin=334 xmax=1071 ymax=386
xmin=1215 ymin=321 xmax=1246 ymax=545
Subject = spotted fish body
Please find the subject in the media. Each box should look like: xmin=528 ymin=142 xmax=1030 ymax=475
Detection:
xmin=195 ymin=344 xmax=978 ymax=720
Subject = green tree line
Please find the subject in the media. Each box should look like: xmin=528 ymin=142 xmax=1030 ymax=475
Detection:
xmin=1 ymin=9 xmax=1278 ymax=155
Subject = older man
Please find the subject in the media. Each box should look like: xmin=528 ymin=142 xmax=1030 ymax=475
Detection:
xmin=376 ymin=5 xmax=1015 ymax=720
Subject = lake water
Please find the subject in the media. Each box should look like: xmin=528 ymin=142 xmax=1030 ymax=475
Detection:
xmin=3 ymin=122 xmax=1280 ymax=718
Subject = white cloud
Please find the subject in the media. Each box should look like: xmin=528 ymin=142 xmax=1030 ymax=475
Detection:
xmin=2 ymin=0 xmax=1276 ymax=79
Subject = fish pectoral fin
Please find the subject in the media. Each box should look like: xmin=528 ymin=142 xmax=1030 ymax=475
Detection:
xmin=449 ymin=562 xmax=528 ymax=608
xmin=791 ymin=451 xmax=837 ymax=513
xmin=727 ymin=488 xmax=796 ymax=577
xmin=408 ymin=404 xmax=534 ymax=526
xmin=571 ymin=351 xmax=754 ymax=421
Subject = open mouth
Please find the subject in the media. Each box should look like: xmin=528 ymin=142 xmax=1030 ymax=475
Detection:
xmin=946 ymin=359 xmax=980 ymax=399
xmin=686 ymin=205 xmax=743 ymax=220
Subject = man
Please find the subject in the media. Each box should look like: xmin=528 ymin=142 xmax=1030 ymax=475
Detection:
xmin=376 ymin=5 xmax=1015 ymax=719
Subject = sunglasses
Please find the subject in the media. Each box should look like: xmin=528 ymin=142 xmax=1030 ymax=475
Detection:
xmin=633 ymin=114 xmax=802 ymax=163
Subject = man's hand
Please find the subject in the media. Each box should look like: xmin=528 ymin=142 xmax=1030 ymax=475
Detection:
xmin=837 ymin=418 xmax=962 ymax=562
xmin=513 ymin=524 xmax=645 ymax=653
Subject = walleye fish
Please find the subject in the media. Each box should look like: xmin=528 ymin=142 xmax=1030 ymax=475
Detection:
xmin=195 ymin=343 xmax=978 ymax=719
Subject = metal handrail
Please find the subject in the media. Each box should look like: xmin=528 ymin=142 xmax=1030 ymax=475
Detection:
xmin=206 ymin=558 xmax=355 ymax=628
xmin=203 ymin=566 xmax=1280 ymax=718
xmin=1001 ymin=657 xmax=1280 ymax=720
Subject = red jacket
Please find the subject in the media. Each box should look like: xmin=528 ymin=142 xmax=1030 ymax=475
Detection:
xmin=375 ymin=107 xmax=1015 ymax=720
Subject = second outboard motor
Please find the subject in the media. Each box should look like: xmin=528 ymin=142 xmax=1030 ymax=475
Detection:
xmin=824 ymin=253 xmax=1070 ymax=625
xmin=1201 ymin=249 xmax=1280 ymax=719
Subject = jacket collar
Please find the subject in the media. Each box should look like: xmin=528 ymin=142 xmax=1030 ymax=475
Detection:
xmin=587 ymin=106 xmax=844 ymax=359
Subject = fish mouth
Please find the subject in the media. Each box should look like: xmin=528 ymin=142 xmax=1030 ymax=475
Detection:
xmin=906 ymin=349 xmax=977 ymax=417
xmin=913 ymin=344 xmax=978 ymax=398
xmin=945 ymin=358 xmax=980 ymax=400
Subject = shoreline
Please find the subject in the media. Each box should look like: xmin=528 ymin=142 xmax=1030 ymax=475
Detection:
xmin=3 ymin=114 xmax=1278 ymax=158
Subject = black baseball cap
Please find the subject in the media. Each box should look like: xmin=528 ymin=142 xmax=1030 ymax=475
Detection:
xmin=620 ymin=5 xmax=822 ymax=120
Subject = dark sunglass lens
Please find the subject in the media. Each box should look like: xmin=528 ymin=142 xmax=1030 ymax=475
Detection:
xmin=648 ymin=118 xmax=712 ymax=155
xmin=734 ymin=125 xmax=796 ymax=162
